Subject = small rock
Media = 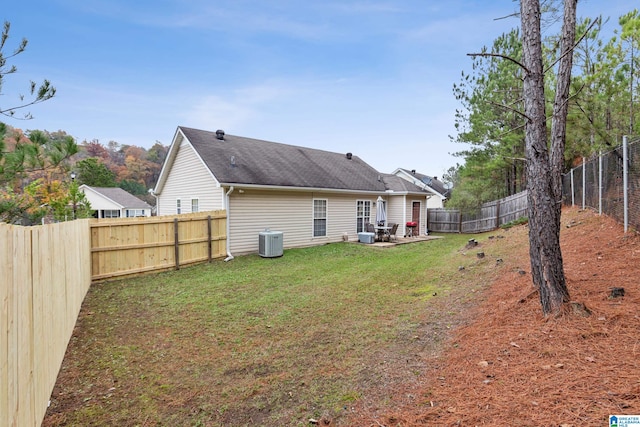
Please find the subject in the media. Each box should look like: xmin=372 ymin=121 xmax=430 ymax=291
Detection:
xmin=458 ymin=266 xmax=465 ymax=271
xmin=609 ymin=287 xmax=625 ymax=298
xmin=478 ymin=360 xmax=489 ymax=368
xmin=477 ymin=252 xmax=485 ymax=259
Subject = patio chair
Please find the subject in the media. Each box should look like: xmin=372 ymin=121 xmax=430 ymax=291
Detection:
xmin=387 ymin=223 xmax=399 ymax=242
xmin=365 ymin=223 xmax=375 ymax=233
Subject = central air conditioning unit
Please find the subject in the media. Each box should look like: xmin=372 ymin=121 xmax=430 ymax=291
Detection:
xmin=259 ymin=229 xmax=283 ymax=258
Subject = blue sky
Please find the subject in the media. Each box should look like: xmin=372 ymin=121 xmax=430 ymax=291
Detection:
xmin=2 ymin=0 xmax=636 ymax=177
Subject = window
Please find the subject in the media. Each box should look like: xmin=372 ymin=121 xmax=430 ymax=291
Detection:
xmin=191 ymin=198 xmax=199 ymax=213
xmin=356 ymin=200 xmax=372 ymax=233
xmin=126 ymin=209 xmax=145 ymax=217
xmin=176 ymin=198 xmax=181 ymax=214
xmin=103 ymin=210 xmax=120 ymax=218
xmin=313 ymin=199 xmax=327 ymax=237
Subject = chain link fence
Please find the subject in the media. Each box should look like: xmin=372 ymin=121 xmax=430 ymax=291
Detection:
xmin=562 ymin=136 xmax=640 ymax=232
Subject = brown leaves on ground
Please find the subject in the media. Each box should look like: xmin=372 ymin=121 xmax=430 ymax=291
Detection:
xmin=351 ymin=207 xmax=640 ymax=426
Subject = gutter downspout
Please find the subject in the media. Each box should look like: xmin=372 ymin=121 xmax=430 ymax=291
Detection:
xmin=224 ymin=186 xmax=235 ymax=261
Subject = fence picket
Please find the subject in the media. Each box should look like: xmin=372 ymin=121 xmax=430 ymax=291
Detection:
xmin=2 ymin=210 xmax=227 ymax=427
xmin=428 ymin=191 xmax=528 ymax=233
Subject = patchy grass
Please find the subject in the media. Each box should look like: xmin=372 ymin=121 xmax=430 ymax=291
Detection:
xmin=500 ymin=216 xmax=529 ymax=229
xmin=45 ymin=232 xmax=503 ymax=426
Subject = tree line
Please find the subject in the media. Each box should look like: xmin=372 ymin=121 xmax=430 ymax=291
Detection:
xmin=447 ymin=7 xmax=640 ymax=212
xmin=0 ymin=123 xmax=168 ymax=224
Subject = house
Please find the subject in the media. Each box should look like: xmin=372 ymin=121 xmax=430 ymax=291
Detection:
xmin=80 ymin=185 xmax=152 ymax=218
xmin=153 ymin=126 xmax=431 ymax=256
xmin=392 ymin=168 xmax=450 ymax=208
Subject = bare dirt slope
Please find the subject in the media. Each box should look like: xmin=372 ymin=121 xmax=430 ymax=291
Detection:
xmin=350 ymin=206 xmax=640 ymax=426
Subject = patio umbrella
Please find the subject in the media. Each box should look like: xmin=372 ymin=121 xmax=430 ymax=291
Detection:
xmin=375 ymin=196 xmax=386 ymax=226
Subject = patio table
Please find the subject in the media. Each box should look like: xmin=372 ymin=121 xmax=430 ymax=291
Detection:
xmin=374 ymin=226 xmax=391 ymax=241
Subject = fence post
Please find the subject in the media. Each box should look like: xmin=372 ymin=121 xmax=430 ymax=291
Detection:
xmin=582 ymin=157 xmax=586 ymax=209
xmin=495 ymin=200 xmax=500 ymax=229
xmin=207 ymin=215 xmax=212 ymax=263
xmin=623 ymin=135 xmax=628 ymax=232
xmin=570 ymin=168 xmax=575 ymax=206
xmin=174 ymin=218 xmax=180 ymax=270
xmin=598 ymin=151 xmax=603 ymax=215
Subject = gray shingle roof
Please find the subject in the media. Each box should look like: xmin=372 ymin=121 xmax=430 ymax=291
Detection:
xmin=398 ymin=168 xmax=449 ymax=196
xmin=380 ymin=174 xmax=427 ymax=193
xmin=86 ymin=187 xmax=152 ymax=209
xmin=180 ymin=126 xmax=387 ymax=192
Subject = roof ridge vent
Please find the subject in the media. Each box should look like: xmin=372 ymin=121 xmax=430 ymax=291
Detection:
xmin=216 ymin=129 xmax=225 ymax=140
xmin=346 ymin=152 xmax=352 ymax=160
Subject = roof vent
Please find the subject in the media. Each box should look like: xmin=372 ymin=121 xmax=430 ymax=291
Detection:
xmin=216 ymin=129 xmax=225 ymax=140
xmin=346 ymin=152 xmax=352 ymax=160
xmin=411 ymin=169 xmax=416 ymax=175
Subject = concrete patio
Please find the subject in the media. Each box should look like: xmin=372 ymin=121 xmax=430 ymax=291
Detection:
xmin=356 ymin=234 xmax=443 ymax=248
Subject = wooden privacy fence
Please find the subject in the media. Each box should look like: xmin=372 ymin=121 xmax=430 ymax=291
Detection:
xmin=2 ymin=210 xmax=226 ymax=427
xmin=1 ymin=220 xmax=91 ymax=427
xmin=428 ymin=191 xmax=529 ymax=233
xmin=90 ymin=210 xmax=227 ymax=282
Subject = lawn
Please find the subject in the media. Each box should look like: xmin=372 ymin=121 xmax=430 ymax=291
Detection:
xmin=44 ymin=232 xmax=502 ymax=426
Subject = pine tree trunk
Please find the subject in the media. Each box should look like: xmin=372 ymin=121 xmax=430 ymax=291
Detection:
xmin=520 ymin=0 xmax=571 ymax=315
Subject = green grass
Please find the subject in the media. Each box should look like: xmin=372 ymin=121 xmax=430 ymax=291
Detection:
xmin=48 ymin=232 xmax=502 ymax=426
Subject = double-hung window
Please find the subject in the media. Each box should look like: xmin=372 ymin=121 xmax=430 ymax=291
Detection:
xmin=356 ymin=200 xmax=372 ymax=233
xmin=176 ymin=198 xmax=181 ymax=214
xmin=313 ymin=199 xmax=327 ymax=237
xmin=103 ymin=210 xmax=120 ymax=218
xmin=191 ymin=198 xmax=199 ymax=213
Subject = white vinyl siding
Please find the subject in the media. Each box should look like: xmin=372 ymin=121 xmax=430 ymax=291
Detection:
xmin=386 ymin=196 xmax=405 ymax=231
xmin=156 ymin=137 xmax=224 ymax=215
xmin=227 ymin=190 xmax=376 ymax=254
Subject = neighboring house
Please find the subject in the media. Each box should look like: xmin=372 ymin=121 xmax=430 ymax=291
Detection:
xmin=392 ymin=168 xmax=450 ymax=208
xmin=153 ymin=126 xmax=432 ymax=256
xmin=80 ymin=185 xmax=152 ymax=218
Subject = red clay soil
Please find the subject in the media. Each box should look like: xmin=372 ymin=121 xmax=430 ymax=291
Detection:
xmin=349 ymin=206 xmax=640 ymax=426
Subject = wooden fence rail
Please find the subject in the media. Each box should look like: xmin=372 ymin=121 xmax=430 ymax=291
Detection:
xmin=90 ymin=210 xmax=227 ymax=282
xmin=428 ymin=191 xmax=528 ymax=233
xmin=2 ymin=210 xmax=227 ymax=427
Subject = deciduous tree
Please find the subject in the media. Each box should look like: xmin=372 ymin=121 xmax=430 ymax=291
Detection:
xmin=74 ymin=157 xmax=117 ymax=187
